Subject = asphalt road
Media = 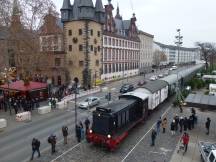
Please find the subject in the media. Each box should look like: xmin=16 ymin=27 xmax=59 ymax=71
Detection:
xmin=0 ymin=66 xmax=189 ymax=162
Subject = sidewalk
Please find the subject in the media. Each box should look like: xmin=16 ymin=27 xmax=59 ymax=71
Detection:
xmin=170 ymin=108 xmax=216 ymax=162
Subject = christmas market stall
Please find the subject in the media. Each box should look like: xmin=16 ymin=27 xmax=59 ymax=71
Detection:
xmin=0 ymin=80 xmax=48 ymax=101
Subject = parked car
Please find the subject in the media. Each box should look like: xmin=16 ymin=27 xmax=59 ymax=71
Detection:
xmin=78 ymin=97 xmax=100 ymax=109
xmin=137 ymin=80 xmax=146 ymax=86
xmin=172 ymin=65 xmax=178 ymax=70
xmin=120 ymin=84 xmax=134 ymax=93
xmin=149 ymin=76 xmax=158 ymax=81
xmin=158 ymin=74 xmax=164 ymax=78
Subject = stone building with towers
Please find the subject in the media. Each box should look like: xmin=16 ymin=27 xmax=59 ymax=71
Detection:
xmin=61 ymin=0 xmax=105 ymax=88
xmin=101 ymin=0 xmax=140 ymax=81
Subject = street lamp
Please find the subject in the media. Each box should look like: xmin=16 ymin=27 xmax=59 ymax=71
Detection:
xmin=73 ymin=77 xmax=79 ymax=126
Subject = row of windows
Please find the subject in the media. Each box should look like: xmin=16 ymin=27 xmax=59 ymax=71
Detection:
xmin=68 ymin=45 xmax=101 ymax=53
xmin=103 ymin=36 xmax=139 ymax=49
xmin=103 ymin=52 xmax=139 ymax=61
xmin=69 ymin=60 xmax=100 ymax=67
xmin=103 ymin=63 xmax=139 ymax=74
xmin=68 ymin=29 xmax=101 ymax=37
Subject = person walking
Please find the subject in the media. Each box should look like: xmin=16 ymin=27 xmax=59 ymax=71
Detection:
xmin=151 ymin=128 xmax=157 ymax=146
xmin=179 ymin=116 xmax=184 ymax=133
xmin=181 ymin=132 xmax=189 ymax=154
xmin=189 ymin=115 xmax=194 ymax=129
xmin=30 ymin=138 xmax=40 ymax=160
xmin=174 ymin=115 xmax=179 ymax=131
xmin=84 ymin=118 xmax=90 ymax=133
xmin=170 ymin=120 xmax=176 ymax=135
xmin=156 ymin=117 xmax=162 ymax=134
xmin=48 ymin=134 xmax=57 ymax=154
xmin=62 ymin=126 xmax=68 ymax=144
xmin=162 ymin=117 xmax=167 ymax=133
xmin=183 ymin=117 xmax=188 ymax=131
xmin=205 ymin=117 xmax=211 ymax=135
xmin=76 ymin=124 xmax=81 ymax=143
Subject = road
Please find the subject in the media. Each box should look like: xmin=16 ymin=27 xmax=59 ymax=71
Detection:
xmin=0 ymin=66 xmax=189 ymax=162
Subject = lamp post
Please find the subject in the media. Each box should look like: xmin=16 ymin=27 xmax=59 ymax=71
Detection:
xmin=47 ymin=79 xmax=52 ymax=98
xmin=73 ymin=77 xmax=79 ymax=126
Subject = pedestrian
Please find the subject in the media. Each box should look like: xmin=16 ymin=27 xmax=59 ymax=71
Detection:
xmin=179 ymin=116 xmax=184 ymax=133
xmin=162 ymin=117 xmax=167 ymax=133
xmin=191 ymin=108 xmax=196 ymax=115
xmin=30 ymin=138 xmax=40 ymax=160
xmin=189 ymin=115 xmax=194 ymax=129
xmin=174 ymin=115 xmax=179 ymax=131
xmin=79 ymin=121 xmax=83 ymax=129
xmin=48 ymin=134 xmax=57 ymax=154
xmin=183 ymin=117 xmax=188 ymax=131
xmin=81 ymin=126 xmax=84 ymax=141
xmin=156 ymin=117 xmax=162 ymax=134
xmin=62 ymin=125 xmax=68 ymax=144
xmin=14 ymin=101 xmax=18 ymax=114
xmin=170 ymin=120 xmax=176 ymax=135
xmin=151 ymin=128 xmax=157 ymax=146
xmin=84 ymin=118 xmax=90 ymax=133
xmin=76 ymin=124 xmax=81 ymax=142
xmin=181 ymin=132 xmax=189 ymax=154
xmin=179 ymin=104 xmax=183 ymax=113
xmin=205 ymin=117 xmax=211 ymax=135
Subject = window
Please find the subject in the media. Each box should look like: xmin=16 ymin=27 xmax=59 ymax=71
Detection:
xmin=79 ymin=29 xmax=82 ymax=35
xmin=98 ymin=46 xmax=100 ymax=52
xmin=97 ymin=31 xmax=100 ymax=37
xmin=90 ymin=29 xmax=93 ymax=36
xmin=55 ymin=58 xmax=61 ymax=66
xmin=91 ymin=45 xmax=93 ymax=51
xmin=96 ymin=60 xmax=99 ymax=66
xmin=68 ymin=30 xmax=72 ymax=36
xmin=79 ymin=61 xmax=84 ymax=66
xmin=79 ymin=45 xmax=83 ymax=51
xmin=69 ymin=45 xmax=72 ymax=51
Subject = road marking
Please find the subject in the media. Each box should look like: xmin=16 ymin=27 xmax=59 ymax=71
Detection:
xmin=50 ymin=142 xmax=82 ymax=162
xmin=121 ymin=105 xmax=172 ymax=162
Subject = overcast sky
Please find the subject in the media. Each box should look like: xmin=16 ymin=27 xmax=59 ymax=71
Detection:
xmin=53 ymin=0 xmax=216 ymax=47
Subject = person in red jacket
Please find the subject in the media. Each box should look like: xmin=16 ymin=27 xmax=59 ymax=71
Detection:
xmin=181 ymin=132 xmax=190 ymax=153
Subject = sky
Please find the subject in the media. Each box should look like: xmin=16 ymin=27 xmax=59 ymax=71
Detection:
xmin=53 ymin=0 xmax=216 ymax=47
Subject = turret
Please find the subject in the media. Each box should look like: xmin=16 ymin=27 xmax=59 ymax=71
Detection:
xmin=78 ymin=0 xmax=95 ymax=20
xmin=115 ymin=4 xmax=122 ymax=20
xmin=95 ymin=0 xmax=105 ymax=23
xmin=60 ymin=0 xmax=72 ymax=22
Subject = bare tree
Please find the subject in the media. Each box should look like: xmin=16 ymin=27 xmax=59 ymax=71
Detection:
xmin=0 ymin=0 xmax=12 ymax=26
xmin=153 ymin=50 xmax=167 ymax=67
xmin=196 ymin=42 xmax=216 ymax=70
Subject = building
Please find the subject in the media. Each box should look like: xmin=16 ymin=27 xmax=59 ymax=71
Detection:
xmin=61 ymin=0 xmax=105 ymax=88
xmin=138 ymin=30 xmax=154 ymax=74
xmin=101 ymin=0 xmax=140 ymax=81
xmin=39 ymin=10 xmax=67 ymax=86
xmin=154 ymin=42 xmax=200 ymax=65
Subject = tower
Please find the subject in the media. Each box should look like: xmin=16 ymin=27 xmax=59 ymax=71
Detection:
xmin=95 ymin=0 xmax=105 ymax=23
xmin=115 ymin=4 xmax=122 ymax=20
xmin=11 ymin=0 xmax=22 ymax=31
xmin=60 ymin=0 xmax=71 ymax=22
xmin=78 ymin=0 xmax=95 ymax=20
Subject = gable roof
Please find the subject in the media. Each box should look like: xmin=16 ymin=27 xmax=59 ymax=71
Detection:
xmin=141 ymin=80 xmax=168 ymax=93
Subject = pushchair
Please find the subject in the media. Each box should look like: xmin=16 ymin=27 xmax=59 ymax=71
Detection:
xmin=177 ymin=140 xmax=185 ymax=154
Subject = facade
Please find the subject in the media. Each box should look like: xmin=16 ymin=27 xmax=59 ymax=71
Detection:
xmin=138 ymin=30 xmax=154 ymax=74
xmin=101 ymin=1 xmax=140 ymax=81
xmin=61 ymin=0 xmax=105 ymax=88
xmin=38 ymin=11 xmax=67 ymax=86
xmin=154 ymin=42 xmax=200 ymax=65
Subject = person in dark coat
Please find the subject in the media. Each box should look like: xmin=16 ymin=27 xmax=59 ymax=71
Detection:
xmin=189 ymin=115 xmax=194 ymax=129
xmin=188 ymin=116 xmax=192 ymax=130
xmin=76 ymin=124 xmax=81 ymax=143
xmin=14 ymin=101 xmax=18 ymax=114
xmin=174 ymin=115 xmax=179 ymax=131
xmin=62 ymin=126 xmax=68 ymax=144
xmin=48 ymin=134 xmax=57 ymax=154
xmin=205 ymin=117 xmax=211 ymax=135
xmin=170 ymin=120 xmax=176 ymax=135
xmin=183 ymin=117 xmax=188 ymax=131
xmin=179 ymin=116 xmax=184 ymax=133
xmin=79 ymin=121 xmax=83 ymax=129
xmin=84 ymin=118 xmax=90 ymax=133
xmin=31 ymin=138 xmax=40 ymax=160
xmin=151 ymin=128 xmax=157 ymax=146
xmin=156 ymin=117 xmax=162 ymax=134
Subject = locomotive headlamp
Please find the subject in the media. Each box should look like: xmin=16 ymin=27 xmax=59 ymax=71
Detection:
xmin=107 ymin=134 xmax=111 ymax=138
xmin=98 ymin=114 xmax=101 ymax=117
xmin=89 ymin=129 xmax=93 ymax=133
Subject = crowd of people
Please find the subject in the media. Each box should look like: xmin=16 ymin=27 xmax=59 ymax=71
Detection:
xmin=30 ymin=118 xmax=90 ymax=161
xmin=0 ymin=96 xmax=40 ymax=114
xmin=151 ymin=108 xmax=212 ymax=154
